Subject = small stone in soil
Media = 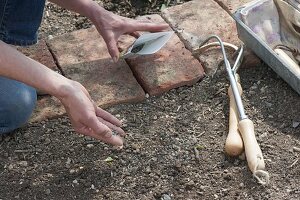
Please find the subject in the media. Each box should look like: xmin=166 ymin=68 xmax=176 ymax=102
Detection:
xmin=160 ymin=194 xmax=171 ymax=200
xmin=45 ymin=189 xmax=51 ymax=195
xmin=86 ymin=144 xmax=94 ymax=148
xmin=19 ymin=161 xmax=28 ymax=167
xmin=293 ymin=147 xmax=300 ymax=152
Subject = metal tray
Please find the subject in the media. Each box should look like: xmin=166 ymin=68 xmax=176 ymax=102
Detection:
xmin=233 ymin=7 xmax=300 ymax=95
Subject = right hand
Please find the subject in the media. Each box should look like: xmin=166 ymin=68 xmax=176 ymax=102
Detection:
xmin=58 ymin=80 xmax=125 ymax=146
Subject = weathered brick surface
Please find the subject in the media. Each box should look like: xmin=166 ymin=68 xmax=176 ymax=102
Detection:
xmin=162 ymin=0 xmax=240 ymax=75
xmin=214 ymin=0 xmax=253 ymax=15
xmin=30 ymin=97 xmax=65 ymax=123
xmin=16 ymin=40 xmax=65 ymax=122
xmin=17 ymin=40 xmax=58 ymax=72
xmin=48 ymin=27 xmax=145 ymax=107
xmin=119 ymin=14 xmax=204 ymax=96
xmin=162 ymin=0 xmax=261 ymax=74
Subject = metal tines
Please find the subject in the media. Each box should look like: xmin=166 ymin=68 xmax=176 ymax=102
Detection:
xmin=198 ymin=35 xmax=247 ymax=120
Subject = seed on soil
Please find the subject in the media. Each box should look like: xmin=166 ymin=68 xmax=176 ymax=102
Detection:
xmin=73 ymin=179 xmax=79 ymax=184
xmin=293 ymin=147 xmax=300 ymax=152
xmin=292 ymin=121 xmax=300 ymax=128
xmin=8 ymin=164 xmax=14 ymax=170
xmin=145 ymin=166 xmax=151 ymax=173
xmin=160 ymin=194 xmax=171 ymax=200
xmin=45 ymin=189 xmax=51 ymax=195
xmin=86 ymin=144 xmax=94 ymax=148
xmin=44 ymin=138 xmax=51 ymax=144
xmin=249 ymin=90 xmax=255 ymax=95
xmin=104 ymin=156 xmax=114 ymax=162
xmin=18 ymin=161 xmax=28 ymax=167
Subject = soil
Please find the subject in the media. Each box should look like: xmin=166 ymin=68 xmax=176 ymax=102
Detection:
xmin=1 ymin=1 xmax=300 ymax=200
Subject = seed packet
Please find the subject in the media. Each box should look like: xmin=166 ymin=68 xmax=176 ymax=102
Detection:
xmin=121 ymin=31 xmax=174 ymax=58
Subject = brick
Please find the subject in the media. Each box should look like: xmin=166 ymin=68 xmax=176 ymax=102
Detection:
xmin=16 ymin=40 xmax=65 ymax=122
xmin=17 ymin=40 xmax=58 ymax=72
xmin=30 ymin=96 xmax=65 ymax=123
xmin=214 ymin=0 xmax=253 ymax=15
xmin=48 ymin=27 xmax=145 ymax=108
xmin=119 ymin=14 xmax=204 ymax=96
xmin=162 ymin=0 xmax=240 ymax=75
xmin=242 ymin=47 xmax=262 ymax=68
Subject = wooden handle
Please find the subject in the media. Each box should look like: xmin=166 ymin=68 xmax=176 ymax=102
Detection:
xmin=274 ymin=49 xmax=300 ymax=75
xmin=238 ymin=119 xmax=265 ymax=172
xmin=224 ymin=83 xmax=244 ymax=156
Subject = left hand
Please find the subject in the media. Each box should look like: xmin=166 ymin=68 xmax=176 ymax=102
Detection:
xmin=90 ymin=7 xmax=169 ymax=62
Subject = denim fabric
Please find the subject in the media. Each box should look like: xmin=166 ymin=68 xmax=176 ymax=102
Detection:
xmin=0 ymin=0 xmax=46 ymax=46
xmin=0 ymin=76 xmax=37 ymax=134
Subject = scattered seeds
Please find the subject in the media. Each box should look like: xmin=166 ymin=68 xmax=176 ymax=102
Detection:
xmin=104 ymin=157 xmax=114 ymax=162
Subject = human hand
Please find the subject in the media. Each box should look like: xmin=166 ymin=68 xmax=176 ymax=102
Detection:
xmin=89 ymin=7 xmax=169 ymax=62
xmin=58 ymin=81 xmax=125 ymax=146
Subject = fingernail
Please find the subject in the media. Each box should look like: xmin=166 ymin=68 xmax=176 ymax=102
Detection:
xmin=113 ymin=56 xmax=118 ymax=63
xmin=113 ymin=145 xmax=123 ymax=150
xmin=104 ymin=130 xmax=112 ymax=138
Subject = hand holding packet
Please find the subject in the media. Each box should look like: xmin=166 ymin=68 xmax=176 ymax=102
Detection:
xmin=121 ymin=31 xmax=174 ymax=58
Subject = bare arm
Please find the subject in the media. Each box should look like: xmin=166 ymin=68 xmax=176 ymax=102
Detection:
xmin=48 ymin=0 xmax=99 ymax=19
xmin=0 ymin=41 xmax=125 ymax=146
xmin=49 ymin=0 xmax=169 ymax=61
xmin=0 ymin=40 xmax=69 ymax=97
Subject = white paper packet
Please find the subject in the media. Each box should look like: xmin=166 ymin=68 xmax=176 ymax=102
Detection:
xmin=121 ymin=31 xmax=174 ymax=58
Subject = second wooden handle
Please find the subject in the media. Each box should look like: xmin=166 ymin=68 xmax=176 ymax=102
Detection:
xmin=225 ymin=83 xmax=244 ymax=156
xmin=238 ymin=119 xmax=265 ymax=172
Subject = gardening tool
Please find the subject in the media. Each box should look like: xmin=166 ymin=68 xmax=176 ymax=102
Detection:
xmin=197 ymin=35 xmax=269 ymax=185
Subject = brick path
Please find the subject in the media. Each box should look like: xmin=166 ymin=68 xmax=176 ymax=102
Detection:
xmin=23 ymin=0 xmax=259 ymax=122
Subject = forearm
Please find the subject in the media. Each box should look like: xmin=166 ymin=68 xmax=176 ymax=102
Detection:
xmin=0 ymin=41 xmax=72 ymax=98
xmin=49 ymin=0 xmax=104 ymax=21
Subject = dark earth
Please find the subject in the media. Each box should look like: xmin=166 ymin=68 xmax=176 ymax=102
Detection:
xmin=0 ymin=1 xmax=299 ymax=200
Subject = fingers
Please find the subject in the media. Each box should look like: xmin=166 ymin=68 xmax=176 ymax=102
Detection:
xmin=129 ymin=31 xmax=140 ymax=38
xmin=81 ymin=126 xmax=124 ymax=147
xmin=98 ymin=117 xmax=126 ymax=136
xmin=80 ymin=115 xmax=124 ymax=146
xmin=128 ymin=22 xmax=169 ymax=33
xmin=95 ymin=106 xmax=122 ymax=127
xmin=105 ymin=36 xmax=120 ymax=62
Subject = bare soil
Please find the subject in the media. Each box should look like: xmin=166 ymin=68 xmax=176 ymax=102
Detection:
xmin=0 ymin=1 xmax=299 ymax=200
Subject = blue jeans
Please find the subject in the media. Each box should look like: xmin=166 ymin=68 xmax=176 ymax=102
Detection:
xmin=0 ymin=77 xmax=37 ymax=134
xmin=0 ymin=0 xmax=46 ymax=46
xmin=0 ymin=0 xmax=44 ymax=133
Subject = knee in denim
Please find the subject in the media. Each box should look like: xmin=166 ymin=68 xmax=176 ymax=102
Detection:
xmin=0 ymin=85 xmax=37 ymax=133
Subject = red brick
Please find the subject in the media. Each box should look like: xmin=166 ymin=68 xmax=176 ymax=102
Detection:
xmin=242 ymin=48 xmax=262 ymax=68
xmin=17 ymin=40 xmax=58 ymax=72
xmin=16 ymin=40 xmax=65 ymax=122
xmin=162 ymin=0 xmax=241 ymax=75
xmin=119 ymin=14 xmax=204 ymax=96
xmin=48 ymin=27 xmax=145 ymax=108
xmin=214 ymin=0 xmax=253 ymax=15
xmin=30 ymin=96 xmax=64 ymax=123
